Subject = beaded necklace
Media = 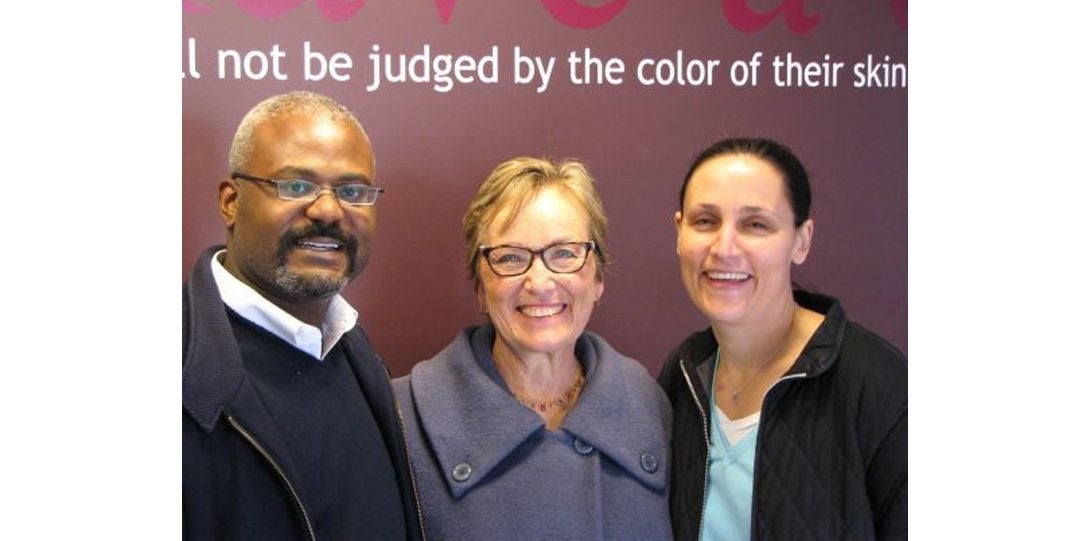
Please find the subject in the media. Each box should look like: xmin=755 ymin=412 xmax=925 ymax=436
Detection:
xmin=513 ymin=371 xmax=585 ymax=412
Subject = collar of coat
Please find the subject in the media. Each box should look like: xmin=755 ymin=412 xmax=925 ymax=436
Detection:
xmin=406 ymin=325 xmax=669 ymax=499
xmin=183 ymin=245 xmax=248 ymax=433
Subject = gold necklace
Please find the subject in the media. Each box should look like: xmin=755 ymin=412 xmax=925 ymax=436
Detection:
xmin=717 ymin=346 xmax=780 ymax=403
xmin=513 ymin=371 xmax=585 ymax=412
xmin=718 ymin=308 xmax=799 ymax=403
xmin=727 ymin=369 xmax=753 ymax=403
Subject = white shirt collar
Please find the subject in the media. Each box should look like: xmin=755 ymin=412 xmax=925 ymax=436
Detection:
xmin=210 ymin=249 xmax=358 ymax=360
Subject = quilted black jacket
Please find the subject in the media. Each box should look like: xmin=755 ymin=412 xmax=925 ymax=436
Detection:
xmin=658 ymin=291 xmax=907 ymax=540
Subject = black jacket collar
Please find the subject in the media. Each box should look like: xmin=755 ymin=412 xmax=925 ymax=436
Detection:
xmin=677 ymin=290 xmax=848 ymax=391
xmin=182 ymin=245 xmax=246 ymax=433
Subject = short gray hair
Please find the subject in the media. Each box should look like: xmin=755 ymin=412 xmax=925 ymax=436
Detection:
xmin=228 ymin=91 xmax=370 ymax=172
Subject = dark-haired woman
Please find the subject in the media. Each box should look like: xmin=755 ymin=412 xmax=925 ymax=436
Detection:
xmin=659 ymin=138 xmax=907 ymax=540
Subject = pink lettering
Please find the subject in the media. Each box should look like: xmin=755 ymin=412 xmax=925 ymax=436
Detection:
xmin=434 ymin=0 xmax=458 ymax=25
xmin=182 ymin=0 xmax=212 ymax=14
xmin=229 ymin=0 xmax=366 ymax=21
xmin=720 ymin=0 xmax=820 ymax=34
xmin=233 ymin=0 xmax=306 ymax=19
xmin=314 ymin=0 xmax=366 ymax=22
xmin=540 ymin=0 xmax=630 ymax=30
xmin=178 ymin=0 xmax=904 ymax=32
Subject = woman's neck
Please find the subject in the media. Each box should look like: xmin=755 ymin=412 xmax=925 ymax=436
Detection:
xmin=709 ymin=296 xmax=825 ymax=419
xmin=712 ymin=295 xmax=798 ymax=369
xmin=492 ymin=340 xmax=581 ymax=398
xmin=492 ymin=339 xmax=584 ymax=430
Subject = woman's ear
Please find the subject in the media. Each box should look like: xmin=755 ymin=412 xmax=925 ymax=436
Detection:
xmin=792 ymin=218 xmax=814 ymax=265
xmin=476 ymin=282 xmax=487 ymax=315
xmin=674 ymin=211 xmax=683 ymax=255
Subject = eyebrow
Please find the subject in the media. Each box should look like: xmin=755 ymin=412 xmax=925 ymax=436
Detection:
xmin=738 ymin=205 xmax=778 ymax=215
xmin=688 ymin=202 xmax=783 ymax=218
xmin=490 ymin=238 xmax=580 ymax=250
xmin=271 ymin=166 xmax=374 ymax=185
xmin=687 ymin=202 xmax=720 ymax=213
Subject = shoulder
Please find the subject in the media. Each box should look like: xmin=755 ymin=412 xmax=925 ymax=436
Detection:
xmin=809 ymin=318 xmax=907 ymax=442
xmin=835 ymin=320 xmax=907 ymax=394
xmin=796 ymin=290 xmax=906 ymax=391
xmin=793 ymin=292 xmax=907 ymax=430
xmin=586 ymin=332 xmax=657 ymax=383
xmin=391 ymin=328 xmax=478 ymax=398
xmin=584 ymin=332 xmax=671 ymax=417
xmin=341 ymin=326 xmax=394 ymax=378
xmin=656 ymin=327 xmax=716 ymax=392
xmin=665 ymin=328 xmax=718 ymax=366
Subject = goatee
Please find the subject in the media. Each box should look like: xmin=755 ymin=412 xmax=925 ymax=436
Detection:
xmin=273 ymin=222 xmax=362 ymax=299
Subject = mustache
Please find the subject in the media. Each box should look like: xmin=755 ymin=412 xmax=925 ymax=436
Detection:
xmin=277 ymin=222 xmax=359 ymax=260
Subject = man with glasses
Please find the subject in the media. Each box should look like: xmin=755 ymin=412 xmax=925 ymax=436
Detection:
xmin=183 ymin=91 xmax=422 ymax=540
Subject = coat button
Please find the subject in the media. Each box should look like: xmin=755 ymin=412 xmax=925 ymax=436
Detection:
xmin=639 ymin=452 xmax=658 ymax=473
xmin=573 ymin=438 xmax=594 ymax=455
xmin=451 ymin=463 xmax=473 ymax=482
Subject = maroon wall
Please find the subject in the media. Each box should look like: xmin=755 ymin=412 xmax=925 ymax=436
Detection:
xmin=183 ymin=1 xmax=907 ymax=376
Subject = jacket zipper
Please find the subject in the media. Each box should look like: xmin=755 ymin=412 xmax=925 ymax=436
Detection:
xmin=227 ymin=415 xmax=317 ymax=541
xmin=684 ymin=359 xmax=808 ymax=539
xmin=679 ymin=359 xmax=712 ymax=537
xmin=395 ymin=404 xmax=428 ymax=540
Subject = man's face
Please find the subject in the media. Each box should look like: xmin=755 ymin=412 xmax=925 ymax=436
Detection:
xmin=220 ymin=114 xmax=377 ymax=310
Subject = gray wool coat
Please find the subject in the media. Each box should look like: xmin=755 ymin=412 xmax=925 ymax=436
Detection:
xmin=393 ymin=325 xmax=673 ymax=540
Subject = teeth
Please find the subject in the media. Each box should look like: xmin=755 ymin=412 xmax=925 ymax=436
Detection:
xmin=519 ymin=305 xmax=564 ymax=318
xmin=707 ymin=271 xmax=749 ymax=281
xmin=299 ymin=240 xmax=340 ymax=251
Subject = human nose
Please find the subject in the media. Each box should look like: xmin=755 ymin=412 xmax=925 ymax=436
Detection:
xmin=522 ymin=254 xmax=557 ymax=291
xmin=709 ymin=227 xmax=740 ymax=259
xmin=304 ymin=188 xmax=346 ymax=223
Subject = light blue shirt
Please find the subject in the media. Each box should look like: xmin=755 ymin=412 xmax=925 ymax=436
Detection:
xmin=701 ymin=354 xmax=759 ymax=541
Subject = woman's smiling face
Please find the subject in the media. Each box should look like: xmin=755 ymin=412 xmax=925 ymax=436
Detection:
xmin=478 ymin=185 xmax=604 ymax=361
xmin=675 ymin=153 xmax=812 ymax=327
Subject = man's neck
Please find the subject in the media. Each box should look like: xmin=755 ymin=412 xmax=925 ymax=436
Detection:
xmin=269 ymin=297 xmax=330 ymax=328
xmin=210 ymin=249 xmax=360 ymax=360
xmin=219 ymin=253 xmax=332 ymax=327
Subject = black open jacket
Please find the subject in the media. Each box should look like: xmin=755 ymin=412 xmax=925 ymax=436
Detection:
xmin=658 ymin=291 xmax=907 ymax=540
xmin=182 ymin=245 xmax=424 ymax=540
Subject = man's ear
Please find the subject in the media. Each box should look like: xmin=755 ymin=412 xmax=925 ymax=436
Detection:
xmin=219 ymin=179 xmax=240 ymax=230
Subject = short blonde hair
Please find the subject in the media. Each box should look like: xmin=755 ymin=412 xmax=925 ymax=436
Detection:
xmin=463 ymin=157 xmax=610 ymax=286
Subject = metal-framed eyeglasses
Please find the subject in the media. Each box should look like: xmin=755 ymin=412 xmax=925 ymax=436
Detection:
xmin=231 ymin=172 xmax=384 ymax=206
xmin=478 ymin=241 xmax=597 ymax=277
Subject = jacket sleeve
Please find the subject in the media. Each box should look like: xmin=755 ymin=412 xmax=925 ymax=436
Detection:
xmin=869 ymin=408 xmax=907 ymax=541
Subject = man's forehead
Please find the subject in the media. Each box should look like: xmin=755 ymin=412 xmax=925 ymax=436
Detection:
xmin=246 ymin=114 xmax=375 ymax=173
xmin=253 ymin=114 xmax=370 ymax=147
xmin=254 ymin=112 xmax=361 ymax=135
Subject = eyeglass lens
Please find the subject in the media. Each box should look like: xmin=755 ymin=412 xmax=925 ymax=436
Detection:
xmin=486 ymin=242 xmax=592 ymax=276
xmin=275 ymin=179 xmax=380 ymax=205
